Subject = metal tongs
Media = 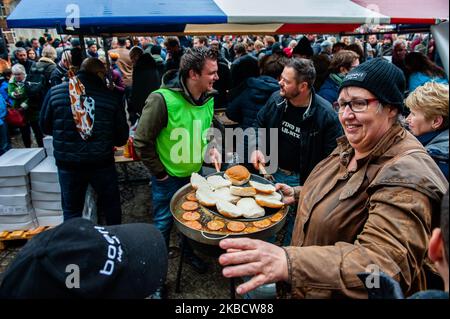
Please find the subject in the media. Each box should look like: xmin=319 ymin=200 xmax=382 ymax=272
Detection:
xmin=258 ymin=163 xmax=275 ymax=182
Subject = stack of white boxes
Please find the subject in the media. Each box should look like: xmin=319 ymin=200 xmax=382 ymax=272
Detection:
xmin=0 ymin=148 xmax=45 ymax=231
xmin=30 ymin=143 xmax=63 ymax=227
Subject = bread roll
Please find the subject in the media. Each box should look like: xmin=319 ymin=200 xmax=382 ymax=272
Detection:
xmin=207 ymin=175 xmax=232 ymax=190
xmin=223 ymin=165 xmax=251 ymax=186
xmin=255 ymin=192 xmax=282 ymax=202
xmin=216 ymin=200 xmax=243 ymax=218
xmin=255 ymin=196 xmax=284 ymax=209
xmin=249 ymin=180 xmax=276 ymax=194
xmin=236 ymin=198 xmax=265 ymax=218
xmin=196 ymin=187 xmax=217 ymax=207
xmin=190 ymin=173 xmax=211 ymax=190
xmin=230 ymin=186 xmax=257 ymax=197
xmin=214 ymin=187 xmax=241 ymax=204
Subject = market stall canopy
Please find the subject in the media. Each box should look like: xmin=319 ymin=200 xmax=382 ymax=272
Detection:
xmin=7 ymin=0 xmax=449 ymax=35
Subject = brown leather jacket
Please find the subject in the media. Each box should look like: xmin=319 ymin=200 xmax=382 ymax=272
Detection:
xmin=283 ymin=124 xmax=448 ymax=298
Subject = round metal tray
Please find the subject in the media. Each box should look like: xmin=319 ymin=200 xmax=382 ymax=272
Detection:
xmin=170 ymin=173 xmax=288 ymax=246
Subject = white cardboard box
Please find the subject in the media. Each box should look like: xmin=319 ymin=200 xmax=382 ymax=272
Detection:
xmin=0 ymin=219 xmax=37 ymax=232
xmin=0 ymin=148 xmax=45 ymax=177
xmin=0 ymin=175 xmax=29 ymax=187
xmin=34 ymin=208 xmax=63 ymax=217
xmin=33 ymin=200 xmax=62 ymax=211
xmin=0 ymin=184 xmax=30 ymax=196
xmin=0 ymin=193 xmax=30 ymax=206
xmin=30 ymin=157 xmax=58 ymax=183
xmin=31 ymin=190 xmax=61 ymax=201
xmin=0 ymin=203 xmax=34 ymax=215
xmin=31 ymin=181 xmax=61 ymax=193
xmin=0 ymin=213 xmax=35 ymax=224
xmin=37 ymin=215 xmax=63 ymax=227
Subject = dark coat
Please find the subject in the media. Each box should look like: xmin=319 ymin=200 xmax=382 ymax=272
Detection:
xmin=226 ymin=75 xmax=279 ymax=129
xmin=40 ymin=71 xmax=129 ymax=170
xmin=254 ymin=89 xmax=343 ymax=185
xmin=213 ymin=58 xmax=231 ymax=109
xmin=30 ymin=57 xmax=57 ymax=91
xmin=230 ymin=54 xmax=259 ymax=89
xmin=49 ymin=64 xmax=68 ymax=87
xmin=130 ymin=53 xmax=161 ymax=118
xmin=317 ymin=75 xmax=340 ymax=105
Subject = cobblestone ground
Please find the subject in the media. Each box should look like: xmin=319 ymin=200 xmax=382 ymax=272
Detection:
xmin=0 ymin=132 xmax=235 ymax=299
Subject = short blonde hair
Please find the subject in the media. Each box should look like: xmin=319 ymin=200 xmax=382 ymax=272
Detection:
xmin=405 ymin=82 xmax=449 ymax=129
xmin=41 ymin=45 xmax=57 ymax=61
xmin=254 ymin=40 xmax=264 ymax=50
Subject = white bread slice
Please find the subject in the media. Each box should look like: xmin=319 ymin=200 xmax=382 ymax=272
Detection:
xmin=214 ymin=187 xmax=241 ymax=204
xmin=223 ymin=172 xmax=250 ymax=186
xmin=196 ymin=187 xmax=217 ymax=207
xmin=230 ymin=186 xmax=257 ymax=197
xmin=216 ymin=200 xmax=243 ymax=218
xmin=236 ymin=198 xmax=265 ymax=218
xmin=249 ymin=180 xmax=276 ymax=194
xmin=255 ymin=196 xmax=284 ymax=209
xmin=191 ymin=173 xmax=211 ymax=190
xmin=207 ymin=175 xmax=232 ymax=190
xmin=255 ymin=192 xmax=282 ymax=202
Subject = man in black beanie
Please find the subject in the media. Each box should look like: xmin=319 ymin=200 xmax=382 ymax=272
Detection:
xmin=292 ymin=36 xmax=314 ymax=59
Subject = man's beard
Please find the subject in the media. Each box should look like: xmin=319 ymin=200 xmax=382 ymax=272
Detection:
xmin=282 ymin=88 xmax=301 ymax=101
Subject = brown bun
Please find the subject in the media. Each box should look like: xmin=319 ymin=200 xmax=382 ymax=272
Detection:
xmin=224 ymin=165 xmax=251 ymax=186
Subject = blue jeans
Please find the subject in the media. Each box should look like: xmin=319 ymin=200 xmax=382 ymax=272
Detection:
xmin=151 ymin=174 xmax=190 ymax=247
xmin=0 ymin=123 xmax=10 ymax=156
xmin=272 ymin=170 xmax=300 ymax=246
xmin=58 ymin=164 xmax=122 ymax=225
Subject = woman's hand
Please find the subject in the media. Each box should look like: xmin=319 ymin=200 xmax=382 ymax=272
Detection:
xmin=219 ymin=238 xmax=289 ymax=295
xmin=275 ymin=183 xmax=296 ymax=205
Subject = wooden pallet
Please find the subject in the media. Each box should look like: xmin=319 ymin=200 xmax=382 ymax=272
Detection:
xmin=0 ymin=226 xmax=49 ymax=251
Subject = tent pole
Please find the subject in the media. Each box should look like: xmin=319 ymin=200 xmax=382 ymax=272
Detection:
xmin=79 ymin=34 xmax=87 ymax=59
xmin=103 ymin=36 xmax=114 ymax=90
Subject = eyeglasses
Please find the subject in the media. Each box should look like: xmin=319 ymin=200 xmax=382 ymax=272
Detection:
xmin=334 ymin=98 xmax=379 ymax=114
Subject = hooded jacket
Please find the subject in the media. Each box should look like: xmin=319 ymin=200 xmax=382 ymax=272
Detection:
xmin=418 ymin=129 xmax=449 ymax=179
xmin=226 ymin=75 xmax=280 ymax=129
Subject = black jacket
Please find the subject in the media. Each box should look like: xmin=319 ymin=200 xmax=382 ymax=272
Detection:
xmin=49 ymin=64 xmax=68 ymax=87
xmin=254 ymin=89 xmax=343 ymax=185
xmin=129 ymin=53 xmax=161 ymax=117
xmin=40 ymin=71 xmax=129 ymax=170
xmin=226 ymin=75 xmax=279 ymax=129
xmin=31 ymin=58 xmax=57 ymax=91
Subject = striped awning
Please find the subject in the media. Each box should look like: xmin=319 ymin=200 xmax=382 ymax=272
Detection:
xmin=7 ymin=0 xmax=448 ymax=35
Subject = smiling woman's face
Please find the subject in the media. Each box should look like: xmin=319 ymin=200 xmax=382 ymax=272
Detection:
xmin=338 ymin=87 xmax=398 ymax=156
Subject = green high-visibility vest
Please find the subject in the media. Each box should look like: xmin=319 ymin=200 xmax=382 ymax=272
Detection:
xmin=155 ymin=89 xmax=214 ymax=177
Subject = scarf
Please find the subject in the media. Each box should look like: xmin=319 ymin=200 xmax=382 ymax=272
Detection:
xmin=68 ymin=75 xmax=95 ymax=140
xmin=330 ymin=73 xmax=345 ymax=86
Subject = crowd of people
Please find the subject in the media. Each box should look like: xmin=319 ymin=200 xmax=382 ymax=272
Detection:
xmin=0 ymin=31 xmax=448 ymax=299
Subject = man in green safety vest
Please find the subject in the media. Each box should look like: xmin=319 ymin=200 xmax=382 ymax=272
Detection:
xmin=134 ymin=47 xmax=221 ymax=275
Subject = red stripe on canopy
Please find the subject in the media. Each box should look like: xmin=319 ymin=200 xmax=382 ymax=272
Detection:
xmin=351 ymin=0 xmax=448 ymax=22
xmin=277 ymin=23 xmax=361 ymax=34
